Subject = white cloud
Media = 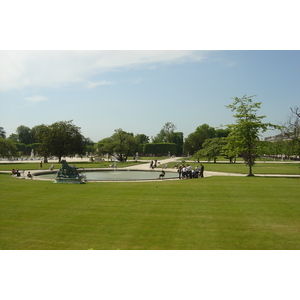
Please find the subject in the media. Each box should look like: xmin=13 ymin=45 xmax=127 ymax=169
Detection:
xmin=86 ymin=80 xmax=114 ymax=89
xmin=0 ymin=50 xmax=209 ymax=91
xmin=24 ymin=95 xmax=47 ymax=103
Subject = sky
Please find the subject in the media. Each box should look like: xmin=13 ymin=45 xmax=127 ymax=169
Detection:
xmin=1 ymin=50 xmax=299 ymax=142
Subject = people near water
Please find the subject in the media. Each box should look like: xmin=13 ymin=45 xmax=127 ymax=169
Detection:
xmin=181 ymin=166 xmax=187 ymax=179
xmin=199 ymin=164 xmax=204 ymax=178
xmin=178 ymin=165 xmax=183 ymax=179
xmin=150 ymin=160 xmax=158 ymax=169
xmin=27 ymin=172 xmax=32 ymax=178
xmin=177 ymin=165 xmax=204 ymax=179
xmin=195 ymin=166 xmax=200 ymax=178
xmin=150 ymin=160 xmax=154 ymax=169
xmin=158 ymin=170 xmax=165 ymax=179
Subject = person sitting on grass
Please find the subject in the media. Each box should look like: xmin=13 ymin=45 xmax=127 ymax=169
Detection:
xmin=158 ymin=170 xmax=165 ymax=179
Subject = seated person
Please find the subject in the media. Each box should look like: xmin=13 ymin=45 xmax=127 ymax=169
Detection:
xmin=158 ymin=170 xmax=165 ymax=179
xmin=27 ymin=172 xmax=32 ymax=178
xmin=12 ymin=169 xmax=17 ymax=174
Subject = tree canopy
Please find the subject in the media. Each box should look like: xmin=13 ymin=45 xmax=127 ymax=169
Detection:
xmin=226 ymin=95 xmax=278 ymax=176
xmin=0 ymin=127 xmax=6 ymax=138
xmin=36 ymin=120 xmax=85 ymax=162
xmin=97 ymin=129 xmax=138 ymax=162
xmin=183 ymin=124 xmax=216 ymax=155
xmin=194 ymin=137 xmax=226 ymax=163
xmin=0 ymin=137 xmax=18 ymax=158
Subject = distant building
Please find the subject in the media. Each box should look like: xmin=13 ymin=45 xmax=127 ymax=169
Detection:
xmin=264 ymin=133 xmax=289 ymax=142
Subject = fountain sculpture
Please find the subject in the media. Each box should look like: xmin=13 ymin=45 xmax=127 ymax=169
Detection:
xmin=55 ymin=160 xmax=86 ymax=184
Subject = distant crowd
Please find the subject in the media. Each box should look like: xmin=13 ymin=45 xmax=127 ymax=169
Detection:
xmin=149 ymin=160 xmax=205 ymax=180
xmin=177 ymin=164 xmax=204 ymax=179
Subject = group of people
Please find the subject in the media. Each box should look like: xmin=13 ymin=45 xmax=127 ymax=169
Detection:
xmin=12 ymin=169 xmax=32 ymax=178
xmin=177 ymin=164 xmax=204 ymax=179
xmin=149 ymin=160 xmax=158 ymax=169
xmin=11 ymin=169 xmax=21 ymax=177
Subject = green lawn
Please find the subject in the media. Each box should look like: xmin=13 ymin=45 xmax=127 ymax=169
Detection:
xmin=170 ymin=161 xmax=300 ymax=175
xmin=1 ymin=174 xmax=299 ymax=249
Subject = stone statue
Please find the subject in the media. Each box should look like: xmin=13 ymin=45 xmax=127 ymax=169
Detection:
xmin=55 ymin=160 xmax=85 ymax=183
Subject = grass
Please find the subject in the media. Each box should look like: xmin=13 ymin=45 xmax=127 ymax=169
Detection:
xmin=1 ymin=173 xmax=300 ymax=250
xmin=168 ymin=161 xmax=300 ymax=175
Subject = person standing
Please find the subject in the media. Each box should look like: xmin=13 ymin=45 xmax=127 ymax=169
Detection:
xmin=178 ymin=165 xmax=183 ymax=179
xmin=195 ymin=166 xmax=200 ymax=178
xmin=199 ymin=164 xmax=204 ymax=178
xmin=182 ymin=165 xmax=187 ymax=179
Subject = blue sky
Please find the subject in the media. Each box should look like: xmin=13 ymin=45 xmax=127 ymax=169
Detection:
xmin=1 ymin=50 xmax=299 ymax=142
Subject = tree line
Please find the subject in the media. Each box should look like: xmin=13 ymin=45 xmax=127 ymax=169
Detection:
xmin=1 ymin=95 xmax=299 ymax=176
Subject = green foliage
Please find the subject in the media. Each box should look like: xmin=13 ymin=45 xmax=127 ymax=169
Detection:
xmin=194 ymin=137 xmax=226 ymax=163
xmin=0 ymin=127 xmax=6 ymax=138
xmin=0 ymin=138 xmax=18 ymax=158
xmin=135 ymin=134 xmax=150 ymax=145
xmin=152 ymin=122 xmax=183 ymax=155
xmin=97 ymin=129 xmax=138 ymax=162
xmin=226 ymin=95 xmax=278 ymax=175
xmin=143 ymin=143 xmax=177 ymax=156
xmin=15 ymin=125 xmax=39 ymax=144
xmin=15 ymin=142 xmax=41 ymax=156
xmin=183 ymin=124 xmax=216 ymax=155
xmin=36 ymin=121 xmax=85 ymax=162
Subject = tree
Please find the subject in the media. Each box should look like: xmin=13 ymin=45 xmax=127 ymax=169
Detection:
xmin=194 ymin=137 xmax=226 ymax=163
xmin=215 ymin=128 xmax=231 ymax=138
xmin=0 ymin=127 xmax=6 ymax=138
xmin=226 ymin=95 xmax=278 ymax=176
xmin=97 ymin=129 xmax=138 ymax=162
xmin=8 ymin=133 xmax=18 ymax=142
xmin=0 ymin=138 xmax=18 ymax=158
xmin=152 ymin=122 xmax=177 ymax=143
xmin=183 ymin=124 xmax=216 ymax=155
xmin=152 ymin=122 xmax=183 ymax=155
xmin=135 ymin=134 xmax=150 ymax=145
xmin=36 ymin=120 xmax=85 ymax=162
xmin=16 ymin=125 xmax=34 ymax=144
xmin=282 ymin=106 xmax=300 ymax=156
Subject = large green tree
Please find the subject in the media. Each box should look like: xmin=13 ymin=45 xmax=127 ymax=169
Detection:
xmin=36 ymin=120 xmax=85 ymax=162
xmin=194 ymin=137 xmax=226 ymax=163
xmin=0 ymin=138 xmax=18 ymax=158
xmin=226 ymin=95 xmax=278 ymax=176
xmin=152 ymin=122 xmax=176 ymax=143
xmin=97 ymin=129 xmax=138 ymax=162
xmin=183 ymin=124 xmax=216 ymax=155
xmin=152 ymin=122 xmax=183 ymax=155
xmin=15 ymin=125 xmax=34 ymax=144
xmin=135 ymin=134 xmax=150 ymax=145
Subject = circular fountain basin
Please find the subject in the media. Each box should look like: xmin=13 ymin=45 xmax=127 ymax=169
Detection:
xmin=35 ymin=169 xmax=178 ymax=181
